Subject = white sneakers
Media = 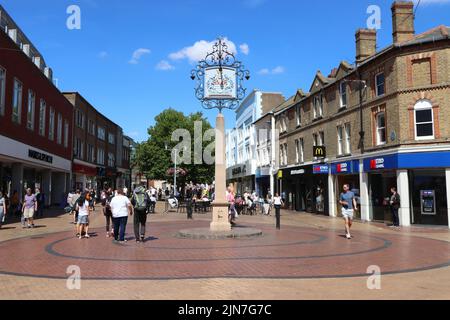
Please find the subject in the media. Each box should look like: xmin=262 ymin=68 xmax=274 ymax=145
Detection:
xmin=346 ymin=234 xmax=352 ymax=239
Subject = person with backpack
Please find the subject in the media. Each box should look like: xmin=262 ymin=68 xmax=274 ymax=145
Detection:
xmin=102 ymin=189 xmax=114 ymax=238
xmin=131 ymin=186 xmax=149 ymax=243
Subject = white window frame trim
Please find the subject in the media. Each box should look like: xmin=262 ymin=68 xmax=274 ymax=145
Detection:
xmin=414 ymin=100 xmax=435 ymax=141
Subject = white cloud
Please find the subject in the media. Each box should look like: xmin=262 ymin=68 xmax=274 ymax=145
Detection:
xmin=239 ymin=43 xmax=250 ymax=55
xmin=126 ymin=131 xmax=140 ymax=138
xmin=129 ymin=48 xmax=151 ymax=64
xmin=258 ymin=66 xmax=285 ymax=75
xmin=156 ymin=60 xmax=175 ymax=71
xmin=98 ymin=51 xmax=108 ymax=59
xmin=169 ymin=38 xmax=237 ymax=63
xmin=272 ymin=66 xmax=285 ymax=74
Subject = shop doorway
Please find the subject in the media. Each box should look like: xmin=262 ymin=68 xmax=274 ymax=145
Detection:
xmin=336 ymin=175 xmax=361 ymax=219
xmin=368 ymin=172 xmax=397 ymax=223
xmin=410 ymin=170 xmax=448 ymax=226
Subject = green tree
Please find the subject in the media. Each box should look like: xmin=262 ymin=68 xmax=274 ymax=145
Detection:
xmin=136 ymin=108 xmax=215 ymax=184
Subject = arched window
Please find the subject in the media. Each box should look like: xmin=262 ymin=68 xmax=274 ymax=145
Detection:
xmin=414 ymin=100 xmax=434 ymax=140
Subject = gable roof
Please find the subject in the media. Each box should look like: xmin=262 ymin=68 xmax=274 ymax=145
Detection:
xmin=309 ymin=70 xmax=333 ymax=93
xmin=273 ymin=95 xmax=296 ymax=114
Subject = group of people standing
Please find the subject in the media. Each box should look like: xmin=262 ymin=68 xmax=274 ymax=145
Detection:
xmin=66 ymin=186 xmax=158 ymax=243
xmin=0 ymin=188 xmax=45 ymax=229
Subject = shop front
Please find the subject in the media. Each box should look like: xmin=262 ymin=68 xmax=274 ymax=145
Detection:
xmin=331 ymin=160 xmax=361 ymax=219
xmin=0 ymin=135 xmax=71 ymax=206
xmin=364 ymin=151 xmax=450 ymax=227
xmin=72 ymin=162 xmax=98 ymax=192
xmin=255 ymin=167 xmax=270 ymax=199
xmin=226 ymin=162 xmax=255 ymax=195
xmin=280 ymin=164 xmax=329 ymax=214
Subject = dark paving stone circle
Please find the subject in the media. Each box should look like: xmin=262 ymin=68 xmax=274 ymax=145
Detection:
xmin=1 ymin=221 xmax=450 ymax=281
xmin=176 ymin=227 xmax=263 ymax=239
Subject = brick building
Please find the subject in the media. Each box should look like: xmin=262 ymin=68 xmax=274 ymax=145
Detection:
xmin=0 ymin=5 xmax=73 ymax=205
xmin=63 ymin=92 xmax=125 ymax=194
xmin=275 ymin=1 xmax=450 ymax=227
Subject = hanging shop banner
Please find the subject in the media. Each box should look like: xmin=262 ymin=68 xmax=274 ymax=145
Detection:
xmin=313 ymin=165 xmax=329 ymax=174
xmin=204 ymin=67 xmax=237 ymax=100
xmin=331 ymin=160 xmax=360 ymax=175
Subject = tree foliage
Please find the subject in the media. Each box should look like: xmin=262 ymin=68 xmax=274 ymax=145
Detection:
xmin=135 ymin=108 xmax=215 ymax=184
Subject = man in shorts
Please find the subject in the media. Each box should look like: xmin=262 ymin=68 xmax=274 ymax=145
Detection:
xmin=339 ymin=184 xmax=358 ymax=239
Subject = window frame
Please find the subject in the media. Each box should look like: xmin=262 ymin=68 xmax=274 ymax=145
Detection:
xmin=375 ymin=111 xmax=387 ymax=145
xmin=12 ymin=78 xmax=23 ymax=124
xmin=414 ymin=100 xmax=435 ymax=141
xmin=48 ymin=107 xmax=55 ymax=141
xmin=0 ymin=66 xmax=6 ymax=116
xmin=56 ymin=113 xmax=62 ymax=144
xmin=344 ymin=123 xmax=351 ymax=155
xmin=337 ymin=126 xmax=344 ymax=156
xmin=375 ymin=72 xmax=385 ymax=97
xmin=26 ymin=89 xmax=35 ymax=130
xmin=339 ymin=82 xmax=347 ymax=109
xmin=39 ymin=99 xmax=46 ymax=136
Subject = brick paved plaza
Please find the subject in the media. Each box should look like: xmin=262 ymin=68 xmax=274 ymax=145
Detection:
xmin=1 ymin=202 xmax=450 ymax=300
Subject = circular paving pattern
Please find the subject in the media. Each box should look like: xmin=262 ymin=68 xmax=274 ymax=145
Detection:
xmin=1 ymin=220 xmax=450 ymax=280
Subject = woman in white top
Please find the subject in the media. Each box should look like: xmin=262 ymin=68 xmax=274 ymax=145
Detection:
xmin=273 ymin=193 xmax=284 ymax=230
xmin=76 ymin=193 xmax=92 ymax=239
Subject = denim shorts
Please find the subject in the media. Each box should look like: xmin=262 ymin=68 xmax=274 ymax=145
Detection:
xmin=78 ymin=215 xmax=89 ymax=225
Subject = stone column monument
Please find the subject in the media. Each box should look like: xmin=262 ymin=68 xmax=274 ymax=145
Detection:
xmin=210 ymin=112 xmax=231 ymax=232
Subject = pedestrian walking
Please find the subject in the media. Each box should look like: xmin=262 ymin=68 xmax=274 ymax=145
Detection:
xmin=389 ymin=187 xmax=401 ymax=229
xmin=0 ymin=191 xmax=7 ymax=229
xmin=274 ymin=193 xmax=284 ymax=230
xmin=71 ymin=190 xmax=81 ymax=226
xmin=339 ymin=184 xmax=358 ymax=239
xmin=22 ymin=188 xmax=37 ymax=229
xmin=109 ymin=188 xmax=133 ymax=243
xmin=76 ymin=192 xmax=92 ymax=239
xmin=186 ymin=187 xmax=193 ymax=220
xmin=131 ymin=186 xmax=149 ymax=243
xmin=102 ymin=189 xmax=114 ymax=237
xmin=35 ymin=188 xmax=44 ymax=218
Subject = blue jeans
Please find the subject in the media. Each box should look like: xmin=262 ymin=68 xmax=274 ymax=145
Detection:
xmin=113 ymin=216 xmax=128 ymax=241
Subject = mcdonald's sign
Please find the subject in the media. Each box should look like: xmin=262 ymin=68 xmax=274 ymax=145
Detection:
xmin=313 ymin=146 xmax=326 ymax=158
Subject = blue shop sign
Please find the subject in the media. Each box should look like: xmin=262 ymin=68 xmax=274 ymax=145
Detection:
xmin=364 ymin=151 xmax=450 ymax=172
xmin=331 ymin=160 xmax=360 ymax=175
xmin=313 ymin=165 xmax=329 ymax=174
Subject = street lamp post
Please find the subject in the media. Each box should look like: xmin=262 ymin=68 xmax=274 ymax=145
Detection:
xmin=165 ymin=143 xmax=177 ymax=197
xmin=191 ymin=37 xmax=250 ymax=232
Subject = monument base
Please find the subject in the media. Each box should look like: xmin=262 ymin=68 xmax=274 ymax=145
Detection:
xmin=210 ymin=203 xmax=231 ymax=232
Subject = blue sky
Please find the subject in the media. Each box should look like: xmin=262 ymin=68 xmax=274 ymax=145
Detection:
xmin=2 ymin=0 xmax=449 ymax=142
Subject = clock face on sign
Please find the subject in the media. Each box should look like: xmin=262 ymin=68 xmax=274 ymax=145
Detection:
xmin=204 ymin=67 xmax=237 ymax=99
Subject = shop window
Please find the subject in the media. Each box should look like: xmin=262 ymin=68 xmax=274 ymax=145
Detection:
xmin=376 ymin=112 xmax=386 ymax=145
xmin=375 ymin=73 xmax=385 ymax=97
xmin=0 ymin=66 xmax=6 ymax=116
xmin=414 ymin=100 xmax=434 ymax=140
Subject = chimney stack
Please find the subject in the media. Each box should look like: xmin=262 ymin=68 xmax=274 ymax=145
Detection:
xmin=392 ymin=1 xmax=415 ymax=43
xmin=355 ymin=28 xmax=377 ymax=64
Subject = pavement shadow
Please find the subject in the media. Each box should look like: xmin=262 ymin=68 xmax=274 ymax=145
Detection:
xmin=0 ymin=227 xmax=16 ymax=230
